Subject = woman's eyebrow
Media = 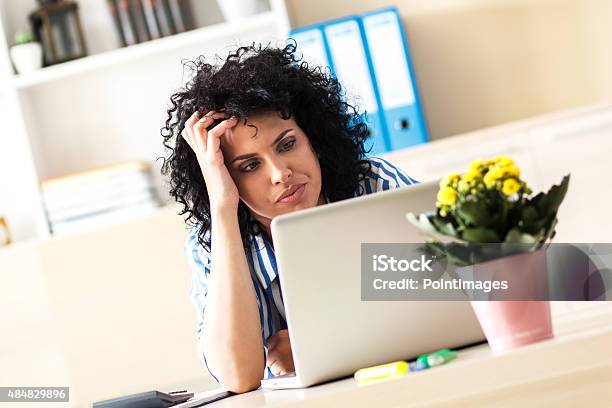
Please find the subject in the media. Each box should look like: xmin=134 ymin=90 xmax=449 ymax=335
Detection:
xmin=230 ymin=128 xmax=293 ymax=164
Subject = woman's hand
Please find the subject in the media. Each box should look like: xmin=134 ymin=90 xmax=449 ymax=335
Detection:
xmin=181 ymin=110 xmax=240 ymax=214
xmin=266 ymin=329 xmax=295 ymax=376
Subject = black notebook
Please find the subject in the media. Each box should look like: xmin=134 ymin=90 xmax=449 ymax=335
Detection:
xmin=93 ymin=390 xmax=193 ymax=408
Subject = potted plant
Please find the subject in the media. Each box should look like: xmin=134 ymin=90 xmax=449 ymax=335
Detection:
xmin=407 ymin=157 xmax=570 ymax=354
xmin=10 ymin=30 xmax=43 ymax=74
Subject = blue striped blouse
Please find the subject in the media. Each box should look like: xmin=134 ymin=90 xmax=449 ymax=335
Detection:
xmin=185 ymin=157 xmax=417 ymax=381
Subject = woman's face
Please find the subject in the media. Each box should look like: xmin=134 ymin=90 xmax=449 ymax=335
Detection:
xmin=222 ymin=113 xmax=324 ymax=228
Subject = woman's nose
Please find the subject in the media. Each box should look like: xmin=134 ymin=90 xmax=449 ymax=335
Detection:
xmin=269 ymin=159 xmax=292 ymax=184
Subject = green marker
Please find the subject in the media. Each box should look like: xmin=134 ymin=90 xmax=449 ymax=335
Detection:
xmin=415 ymin=354 xmax=430 ymax=371
xmin=427 ymin=349 xmax=457 ymax=367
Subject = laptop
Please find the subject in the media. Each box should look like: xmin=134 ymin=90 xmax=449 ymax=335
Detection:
xmin=262 ymin=180 xmax=486 ymax=389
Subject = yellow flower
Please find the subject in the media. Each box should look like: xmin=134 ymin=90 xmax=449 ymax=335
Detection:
xmin=504 ymin=164 xmax=520 ymax=178
xmin=463 ymin=169 xmax=481 ymax=183
xmin=502 ymin=178 xmax=521 ymax=196
xmin=483 ymin=167 xmax=503 ymax=188
xmin=494 ymin=156 xmax=514 ymax=167
xmin=491 ymin=167 xmax=505 ymax=179
xmin=485 ymin=159 xmax=496 ymax=168
xmin=469 ymin=159 xmax=484 ymax=171
xmin=439 ymin=173 xmax=461 ymax=189
xmin=437 ymin=186 xmax=458 ymax=206
xmin=466 ymin=157 xmax=525 ymax=192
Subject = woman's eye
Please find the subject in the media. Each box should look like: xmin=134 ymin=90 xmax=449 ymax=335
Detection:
xmin=280 ymin=139 xmax=295 ymax=152
xmin=242 ymin=161 xmax=259 ymax=172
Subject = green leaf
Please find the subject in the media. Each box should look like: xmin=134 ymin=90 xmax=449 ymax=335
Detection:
xmin=406 ymin=212 xmax=420 ymax=226
xmin=521 ymin=206 xmax=538 ymax=222
xmin=432 ymin=216 xmax=459 ymax=238
xmin=529 ymin=175 xmax=570 ymax=219
xmin=520 ymin=175 xmax=569 ymax=238
xmin=461 ymin=227 xmax=500 ymax=243
xmin=435 ymin=242 xmax=474 ymax=267
xmin=504 ymin=228 xmax=537 ymax=244
xmin=406 ymin=212 xmax=462 ymax=242
xmin=546 ymin=175 xmax=570 ymax=216
xmin=406 ymin=212 xmax=435 ymax=234
xmin=542 ymin=217 xmax=558 ymax=242
xmin=455 ymin=200 xmax=492 ymax=227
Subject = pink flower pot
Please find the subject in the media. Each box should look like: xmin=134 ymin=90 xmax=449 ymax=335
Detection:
xmin=458 ymin=249 xmax=553 ymax=353
xmin=470 ymin=300 xmax=553 ymax=353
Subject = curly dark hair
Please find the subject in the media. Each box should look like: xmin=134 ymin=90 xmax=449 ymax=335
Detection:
xmin=160 ymin=41 xmax=372 ymax=252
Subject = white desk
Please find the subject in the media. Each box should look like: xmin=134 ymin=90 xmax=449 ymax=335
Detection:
xmin=206 ymin=304 xmax=612 ymax=407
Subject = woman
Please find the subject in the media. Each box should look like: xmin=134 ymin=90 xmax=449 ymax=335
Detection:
xmin=161 ymin=42 xmax=417 ymax=393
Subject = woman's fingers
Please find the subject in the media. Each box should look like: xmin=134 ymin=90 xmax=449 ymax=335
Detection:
xmin=266 ymin=352 xmax=289 ymax=376
xmin=182 ymin=110 xmax=238 ymax=170
xmin=180 ymin=111 xmax=200 ymax=149
xmin=194 ymin=111 xmax=226 ymax=131
xmin=207 ymin=116 xmax=238 ymax=154
xmin=266 ymin=330 xmax=294 ymax=376
xmin=192 ymin=112 xmax=215 ymax=151
xmin=266 ymin=351 xmax=281 ymax=375
xmin=270 ymin=361 xmax=286 ymax=376
xmin=185 ymin=110 xmax=201 ymax=130
xmin=181 ymin=110 xmax=219 ymax=151
xmin=192 ymin=112 xmax=229 ymax=152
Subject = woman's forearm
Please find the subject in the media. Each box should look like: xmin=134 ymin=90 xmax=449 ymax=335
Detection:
xmin=202 ymin=208 xmax=264 ymax=392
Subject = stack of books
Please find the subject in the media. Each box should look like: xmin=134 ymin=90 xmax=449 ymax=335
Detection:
xmin=41 ymin=161 xmax=161 ymax=236
xmin=107 ymin=0 xmax=196 ymax=47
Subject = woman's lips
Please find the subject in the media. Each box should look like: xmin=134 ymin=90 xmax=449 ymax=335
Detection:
xmin=278 ymin=183 xmax=306 ymax=204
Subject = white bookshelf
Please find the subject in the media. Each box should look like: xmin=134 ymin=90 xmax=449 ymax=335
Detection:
xmin=10 ymin=11 xmax=279 ymax=89
xmin=0 ymin=0 xmax=290 ymax=244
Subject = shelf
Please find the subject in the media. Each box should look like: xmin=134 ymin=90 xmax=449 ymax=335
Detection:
xmin=0 ymin=0 xmax=289 ymax=245
xmin=10 ymin=11 xmax=278 ymax=90
xmin=0 ymin=203 xmax=180 ymax=252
